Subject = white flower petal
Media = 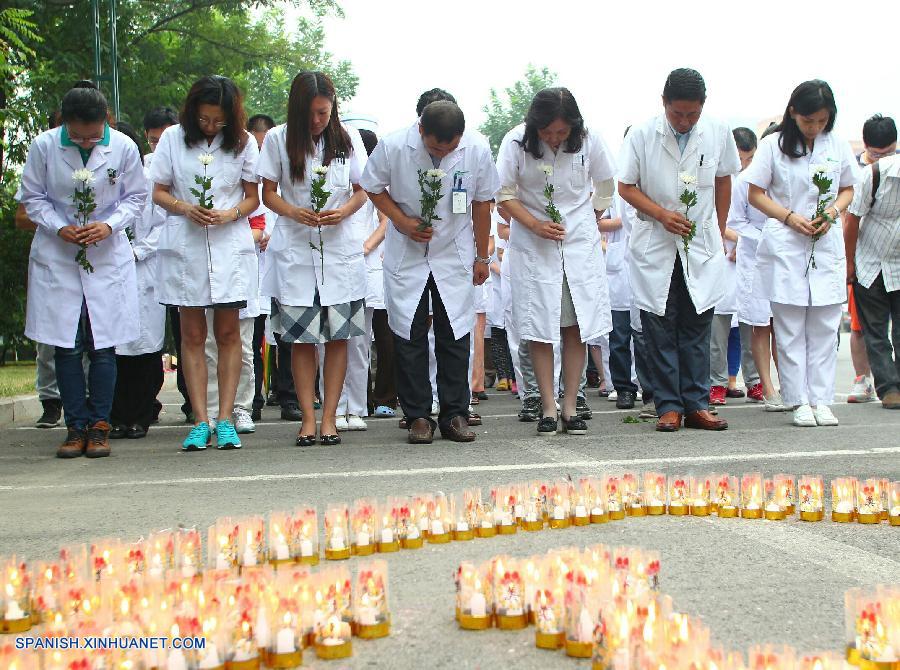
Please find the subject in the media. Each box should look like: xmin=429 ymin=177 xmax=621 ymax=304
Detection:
xmin=72 ymin=169 xmax=94 ymax=184
xmin=540 ymin=165 xmax=553 ymax=176
xmin=313 ymin=165 xmax=329 ymax=176
xmin=679 ymin=172 xmax=697 ymax=185
xmin=198 ymin=153 xmax=215 ymax=166
xmin=426 ymin=169 xmax=446 ymax=179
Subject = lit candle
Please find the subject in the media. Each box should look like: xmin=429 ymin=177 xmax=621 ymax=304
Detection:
xmin=574 ymin=504 xmax=588 ymax=518
xmin=242 ymin=530 xmax=257 ymax=567
xmin=577 ymin=607 xmax=593 ymax=643
xmin=256 ymin=607 xmax=270 ymax=648
xmin=215 ymin=552 xmax=229 ymax=570
xmin=455 ymin=520 xmax=469 ymax=533
xmin=406 ymin=524 xmax=420 ymax=540
xmin=431 ymin=519 xmax=445 ymax=536
xmin=380 ymin=526 xmax=394 ymax=544
xmin=356 ymin=526 xmax=370 ymax=547
xmin=276 ymin=615 xmax=295 ymax=654
xmin=553 ymin=505 xmax=566 ymax=520
xmin=299 ymin=537 xmax=313 ymax=557
xmin=4 ymin=599 xmax=25 ymax=620
xmin=167 ymin=648 xmax=188 ymax=670
xmin=322 ymin=615 xmax=344 ymax=646
xmin=329 ymin=528 xmax=346 ymax=552
xmin=181 ymin=555 xmax=196 ymax=578
xmin=197 ymin=642 xmax=220 ymax=668
xmin=469 ymin=591 xmax=487 ymax=617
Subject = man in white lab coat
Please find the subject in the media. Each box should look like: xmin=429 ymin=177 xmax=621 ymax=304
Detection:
xmin=361 ymin=101 xmax=500 ymax=444
xmin=618 ymin=68 xmax=741 ymax=432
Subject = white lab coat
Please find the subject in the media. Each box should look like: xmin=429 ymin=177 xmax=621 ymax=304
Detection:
xmin=744 ymin=132 xmax=861 ymax=307
xmin=257 ymin=123 xmax=367 ymax=307
xmin=21 ymin=127 xmax=145 ymax=349
xmin=245 ymin=189 xmax=274 ymax=318
xmin=117 ymin=154 xmax=166 ymax=355
xmin=149 ymin=125 xmax=259 ymax=306
xmin=726 ymin=173 xmax=771 ymax=326
xmin=498 ymin=124 xmax=617 ymax=343
xmin=619 ymin=114 xmax=741 ymax=316
xmin=715 ymin=236 xmax=739 ymax=316
xmin=606 ymin=196 xmax=634 ymax=312
xmin=359 ymin=123 xmax=500 ymax=340
xmin=362 ymin=201 xmax=385 ymax=310
xmin=487 ymin=210 xmax=506 ymax=328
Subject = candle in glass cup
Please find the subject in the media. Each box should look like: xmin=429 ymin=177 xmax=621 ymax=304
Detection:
xmin=857 ymin=479 xmax=883 ymax=524
xmin=0 ymin=558 xmax=31 ymax=634
xmin=492 ymin=485 xmax=518 ymax=534
xmin=397 ymin=497 xmax=424 ymax=549
xmin=548 ymin=481 xmax=572 ymax=528
xmin=713 ymin=474 xmax=739 ymax=518
xmin=668 ymin=476 xmax=689 ymax=516
xmin=449 ymin=492 xmax=474 ymax=541
xmin=764 ymin=479 xmax=786 ymax=521
xmin=427 ymin=493 xmax=452 ymax=543
xmin=798 ymin=476 xmax=825 ymax=521
xmin=457 ymin=562 xmax=492 ymax=629
xmin=377 ymin=499 xmax=402 ymax=552
xmin=643 ymin=473 xmax=666 ymax=515
xmin=146 ymin=530 xmax=175 ymax=579
xmin=775 ymin=474 xmax=796 ymax=515
xmin=208 ymin=519 xmax=238 ymax=571
xmin=412 ymin=494 xmax=433 ymax=540
xmin=740 ymin=473 xmax=764 ymax=519
xmin=475 ymin=497 xmax=499 ymax=538
xmin=623 ymin=471 xmax=645 ymax=517
xmin=522 ymin=483 xmax=545 ymax=530
xmin=268 ymin=600 xmax=304 ymax=666
xmin=296 ymin=507 xmax=319 ymax=565
xmin=564 ymin=584 xmax=596 ymax=658
xmin=351 ymin=499 xmax=377 ymax=556
xmin=889 ymin=482 xmax=900 ymax=526
xmin=175 ymin=528 xmax=201 ymax=579
xmin=534 ymin=584 xmax=565 ymax=649
xmin=324 ymin=504 xmax=351 ymax=560
xmin=268 ymin=512 xmax=294 ymax=565
xmin=831 ymin=478 xmax=856 ymax=522
xmin=89 ymin=538 xmax=123 ymax=582
xmin=238 ymin=516 xmax=265 ymax=569
xmin=690 ymin=475 xmax=711 ymax=516
xmin=605 ymin=475 xmax=626 ymax=521
xmin=354 ymin=560 xmax=391 ymax=638
xmin=493 ymin=556 xmax=527 ymax=629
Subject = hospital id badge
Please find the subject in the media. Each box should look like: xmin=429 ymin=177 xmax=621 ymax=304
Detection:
xmin=452 ymin=188 xmax=467 ymax=214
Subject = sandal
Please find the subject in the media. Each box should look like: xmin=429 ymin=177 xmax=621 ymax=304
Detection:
xmin=296 ymin=434 xmax=316 ymax=447
xmin=470 ymin=395 xmax=480 ymax=406
xmin=373 ymin=405 xmax=396 ymax=418
xmin=319 ymin=434 xmax=342 ymax=446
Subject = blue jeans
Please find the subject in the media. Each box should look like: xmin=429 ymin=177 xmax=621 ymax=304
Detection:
xmin=55 ymin=303 xmax=116 ymax=430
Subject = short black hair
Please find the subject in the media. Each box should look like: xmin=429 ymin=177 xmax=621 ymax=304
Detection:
xmin=143 ymin=106 xmax=178 ymax=131
xmin=60 ymin=82 xmax=108 ymax=124
xmin=416 ymin=88 xmax=456 ymax=117
xmin=248 ymin=114 xmax=276 ymax=132
xmin=420 ymin=101 xmax=465 ymax=143
xmin=862 ymin=114 xmax=897 ymax=148
xmin=663 ymin=68 xmax=707 ymax=104
xmin=358 ymin=128 xmax=378 ymax=157
xmin=732 ymin=127 xmax=757 ymax=152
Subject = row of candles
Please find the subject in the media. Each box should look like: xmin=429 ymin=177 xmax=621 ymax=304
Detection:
xmin=0 ymin=559 xmax=390 ymax=668
xmin=454 ymin=546 xmax=900 ymax=670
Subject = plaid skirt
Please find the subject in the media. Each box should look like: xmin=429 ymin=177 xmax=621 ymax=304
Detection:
xmin=272 ymin=294 xmax=365 ymax=344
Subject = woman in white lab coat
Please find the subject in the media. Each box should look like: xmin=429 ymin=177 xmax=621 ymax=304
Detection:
xmin=20 ymin=82 xmax=146 ymax=458
xmin=111 ymin=123 xmax=168 ymax=439
xmin=258 ymin=71 xmax=368 ymax=447
xmin=150 ymin=75 xmax=260 ymax=451
xmin=496 ymin=87 xmax=616 ymax=437
xmin=746 ymin=80 xmax=860 ymax=427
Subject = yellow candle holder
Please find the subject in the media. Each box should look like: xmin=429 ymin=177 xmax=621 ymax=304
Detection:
xmin=741 ymin=473 xmax=764 ymax=519
xmin=401 ymin=536 xmax=424 ymax=549
xmin=351 ymin=498 xmax=377 ymax=556
xmin=0 ymin=557 xmax=32 ymax=634
xmin=458 ymin=562 xmax=492 ymax=630
xmin=536 ymin=630 xmax=565 ymax=649
xmin=355 ymin=560 xmax=391 ymax=639
xmin=324 ymin=503 xmax=351 ymax=561
xmin=451 ymin=491 xmax=476 ymax=542
xmin=775 ymin=473 xmax=796 ymax=516
xmin=476 ymin=523 xmax=498 ymax=538
xmin=566 ymin=640 xmax=594 ymax=658
xmin=522 ymin=519 xmax=544 ymax=531
xmin=668 ymin=476 xmax=689 ymax=516
xmin=857 ymin=479 xmax=883 ymax=525
xmin=798 ymin=476 xmax=825 ymax=522
xmin=604 ymin=475 xmax=626 ymax=520
xmin=225 ymin=659 xmax=261 ymax=670
xmin=427 ymin=494 xmax=452 ymax=543
xmin=764 ymin=479 xmax=786 ymax=520
xmin=889 ymin=481 xmax=900 ymax=526
xmin=564 ymin=586 xmax=597 ymax=659
xmin=832 ymin=478 xmax=856 ymax=522
xmin=497 ymin=523 xmax=517 ymax=535
xmin=314 ymin=639 xmax=352 ymax=660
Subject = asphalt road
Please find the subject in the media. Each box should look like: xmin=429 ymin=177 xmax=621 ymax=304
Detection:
xmin=1 ymin=335 xmax=898 ymax=668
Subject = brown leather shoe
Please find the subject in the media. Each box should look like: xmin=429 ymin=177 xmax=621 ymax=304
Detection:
xmin=467 ymin=412 xmax=482 ymax=427
xmin=656 ymin=412 xmax=683 ymax=432
xmin=85 ymin=421 xmax=112 ymax=458
xmin=407 ymin=418 xmax=434 ymax=444
xmin=57 ymin=427 xmax=86 ymax=458
xmin=440 ymin=415 xmax=476 ymax=442
xmin=684 ymin=410 xmax=728 ymax=431
xmin=882 ymin=390 xmax=900 ymax=409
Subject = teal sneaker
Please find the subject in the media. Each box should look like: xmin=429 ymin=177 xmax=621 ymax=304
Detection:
xmin=216 ymin=418 xmax=242 ymax=450
xmin=182 ymin=423 xmax=211 ymax=451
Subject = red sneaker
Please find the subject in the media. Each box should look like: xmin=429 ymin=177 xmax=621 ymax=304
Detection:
xmin=747 ymin=383 xmax=764 ymax=402
xmin=510 ymin=381 xmax=518 ymax=394
xmin=709 ymin=385 xmax=727 ymax=405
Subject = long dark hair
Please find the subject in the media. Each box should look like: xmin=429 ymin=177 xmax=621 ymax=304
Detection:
xmin=776 ymin=80 xmax=837 ymax=158
xmin=285 ymin=71 xmax=351 ymax=182
xmin=516 ymin=87 xmax=586 ymax=159
xmin=180 ymin=75 xmax=248 ymax=155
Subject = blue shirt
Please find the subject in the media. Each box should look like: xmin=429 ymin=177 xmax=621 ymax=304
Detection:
xmin=668 ymin=122 xmax=692 ymax=155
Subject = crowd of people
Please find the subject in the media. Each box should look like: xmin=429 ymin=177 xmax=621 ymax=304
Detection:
xmin=14 ymin=67 xmax=900 ymax=459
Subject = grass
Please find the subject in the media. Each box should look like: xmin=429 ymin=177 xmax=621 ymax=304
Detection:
xmin=0 ymin=361 xmax=36 ymax=398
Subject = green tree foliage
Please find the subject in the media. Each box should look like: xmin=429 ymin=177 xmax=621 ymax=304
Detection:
xmin=479 ymin=64 xmax=557 ymax=158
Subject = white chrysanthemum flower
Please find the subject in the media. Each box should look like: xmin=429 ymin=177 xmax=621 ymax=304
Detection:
xmin=679 ymin=172 xmax=697 ymax=186
xmin=72 ymin=169 xmax=94 ymax=184
xmin=810 ymin=164 xmax=830 ymax=175
xmin=426 ymin=169 xmax=446 ymax=179
xmin=313 ymin=165 xmax=329 ymax=176
xmin=198 ymin=153 xmax=215 ymax=166
xmin=540 ymin=165 xmax=553 ymax=176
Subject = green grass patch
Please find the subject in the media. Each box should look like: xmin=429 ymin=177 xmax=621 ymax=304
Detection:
xmin=0 ymin=361 xmax=36 ymax=398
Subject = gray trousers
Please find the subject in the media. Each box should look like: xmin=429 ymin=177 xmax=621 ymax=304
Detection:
xmin=35 ymin=342 xmax=60 ymax=401
xmin=710 ymin=316 xmax=760 ymax=386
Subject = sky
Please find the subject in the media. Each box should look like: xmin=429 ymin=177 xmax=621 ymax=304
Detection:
xmin=287 ymin=0 xmax=899 ymax=152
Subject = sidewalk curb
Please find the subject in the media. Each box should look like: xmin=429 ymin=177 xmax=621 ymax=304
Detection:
xmin=0 ymin=371 xmax=178 ymax=428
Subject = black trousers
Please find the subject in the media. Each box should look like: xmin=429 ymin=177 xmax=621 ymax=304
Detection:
xmin=854 ymin=273 xmax=900 ymax=398
xmin=111 ymin=351 xmax=164 ymax=429
xmin=394 ymin=275 xmax=469 ymax=427
xmin=272 ymin=332 xmax=298 ymax=407
xmin=490 ymin=326 xmax=514 ymax=381
xmin=167 ymin=305 xmax=191 ymax=416
xmin=370 ymin=308 xmax=397 ymax=409
xmin=252 ymin=314 xmax=266 ymax=410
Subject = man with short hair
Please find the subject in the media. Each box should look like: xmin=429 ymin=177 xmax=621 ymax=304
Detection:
xmin=845 ymin=115 xmax=900 ymax=410
xmin=361 ymin=101 xmax=499 ymax=444
xmin=618 ymin=68 xmax=741 ymax=432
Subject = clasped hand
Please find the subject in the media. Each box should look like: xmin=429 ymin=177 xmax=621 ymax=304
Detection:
xmin=58 ymin=222 xmax=112 ymax=245
xmin=292 ymin=207 xmax=347 ymax=227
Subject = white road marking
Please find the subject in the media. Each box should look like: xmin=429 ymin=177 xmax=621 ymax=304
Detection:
xmin=0 ymin=447 xmax=897 ymax=493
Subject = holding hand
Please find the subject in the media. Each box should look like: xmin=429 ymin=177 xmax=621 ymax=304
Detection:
xmin=317 ymin=208 xmax=347 ymax=226
xmin=394 ymin=215 xmax=434 ymax=244
xmin=183 ymin=203 xmax=214 ymax=227
xmin=205 ymin=209 xmax=238 ymax=226
xmin=473 ymin=262 xmax=490 ymax=286
xmin=79 ymin=222 xmax=112 ymax=245
xmin=292 ymin=207 xmax=319 ymax=227
xmin=532 ymin=219 xmax=566 ymax=241
xmin=784 ymin=211 xmax=818 ymax=237
xmin=657 ymin=209 xmax=693 ymax=236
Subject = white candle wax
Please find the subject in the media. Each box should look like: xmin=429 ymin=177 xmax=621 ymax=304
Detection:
xmin=418 ymin=517 xmax=429 ymax=532
xmin=256 ymin=609 xmax=270 ymax=648
xmin=669 ymin=501 xmax=683 ymax=508
xmin=299 ymin=538 xmax=313 ymax=557
xmin=431 ymin=520 xmax=445 ymax=535
xmin=380 ymin=528 xmax=394 ymax=544
xmin=357 ymin=606 xmax=377 ymax=626
xmin=167 ymin=648 xmax=188 ymax=670
xmin=356 ymin=531 xmax=370 ymax=547
xmin=242 ymin=547 xmax=257 ymax=567
xmin=835 ymin=501 xmax=854 ymax=514
xmin=406 ymin=526 xmax=420 ymax=540
xmin=4 ymin=600 xmax=25 ymax=620
xmin=197 ymin=642 xmax=220 ymax=669
xmin=764 ymin=502 xmax=781 ymax=513
xmin=693 ymin=499 xmax=708 ymax=508
xmin=42 ymin=585 xmax=57 ymax=610
xmin=481 ymin=519 xmax=493 ymax=529
xmin=574 ymin=505 xmax=587 ymax=518
xmin=275 ymin=541 xmax=290 ymax=561
xmin=232 ymin=640 xmax=255 ymax=662
xmin=525 ymin=511 xmax=538 ymax=523
xmin=181 ymin=563 xmax=196 ymax=578
xmin=469 ymin=592 xmax=487 ymax=617
xmin=891 ymin=505 xmax=900 ymax=517
xmin=275 ymin=627 xmax=295 ymax=654
xmin=746 ymin=502 xmax=760 ymax=510
xmin=590 ymin=507 xmax=603 ymax=516
xmin=329 ymin=533 xmax=346 ymax=551
xmin=514 ymin=504 xmax=524 ymax=518
xmin=578 ymin=607 xmax=594 ymax=642
xmin=608 ymin=501 xmax=621 ymax=512
xmin=553 ymin=505 xmax=565 ymax=520
xmin=456 ymin=522 xmax=469 ymax=532
xmin=215 ymin=553 xmax=229 ymax=570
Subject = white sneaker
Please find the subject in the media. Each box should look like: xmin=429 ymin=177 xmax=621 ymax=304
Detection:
xmin=608 ymin=390 xmax=618 ymax=402
xmin=813 ymin=405 xmax=839 ymax=426
xmin=847 ymin=375 xmax=876 ymax=403
xmin=764 ymin=393 xmax=786 ymax=412
xmin=792 ymin=404 xmax=817 ymax=427
xmin=233 ymin=407 xmax=255 ymax=434
xmin=335 ymin=416 xmax=350 ymax=432
xmin=346 ymin=414 xmax=367 ymax=431
xmin=430 ymin=401 xmax=439 ymax=416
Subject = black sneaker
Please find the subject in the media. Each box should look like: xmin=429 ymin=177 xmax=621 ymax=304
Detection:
xmin=36 ymin=399 xmax=62 ymax=428
xmin=576 ymin=396 xmax=593 ymax=420
xmin=518 ymin=397 xmax=541 ymax=422
xmin=616 ymin=391 xmax=637 ymax=410
xmin=109 ymin=424 xmax=128 ymax=440
xmin=561 ymin=415 xmax=588 ymax=435
xmin=537 ymin=415 xmax=558 ymax=436
xmin=251 ymin=407 xmax=262 ymax=422
xmin=280 ymin=403 xmax=302 ymax=421
xmin=266 ymin=391 xmax=279 ymax=407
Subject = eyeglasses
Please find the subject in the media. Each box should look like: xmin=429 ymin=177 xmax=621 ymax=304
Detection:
xmin=66 ymin=126 xmax=104 ymax=144
xmin=867 ymin=148 xmax=896 ymax=160
xmin=147 ymin=137 xmax=161 ymax=147
xmin=198 ymin=116 xmax=227 ymax=129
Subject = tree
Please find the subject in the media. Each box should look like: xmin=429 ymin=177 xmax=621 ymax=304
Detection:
xmin=479 ymin=64 xmax=558 ymax=158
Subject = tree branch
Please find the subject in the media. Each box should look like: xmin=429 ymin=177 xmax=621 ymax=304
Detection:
xmin=128 ymin=0 xmax=233 ymax=46
xmin=159 ymin=27 xmax=277 ymax=60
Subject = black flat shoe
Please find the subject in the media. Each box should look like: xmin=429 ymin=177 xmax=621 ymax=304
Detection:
xmin=537 ymin=415 xmax=558 ymax=437
xmin=296 ymin=434 xmax=316 ymax=447
xmin=475 ymin=391 xmax=488 ymax=401
xmin=126 ymin=424 xmax=147 ymax=439
xmin=109 ymin=424 xmax=127 ymax=440
xmin=319 ymin=434 xmax=341 ymax=446
xmin=561 ymin=415 xmax=588 ymax=435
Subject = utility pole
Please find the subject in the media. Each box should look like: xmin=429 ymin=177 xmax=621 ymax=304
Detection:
xmin=91 ymin=0 xmax=120 ymax=121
